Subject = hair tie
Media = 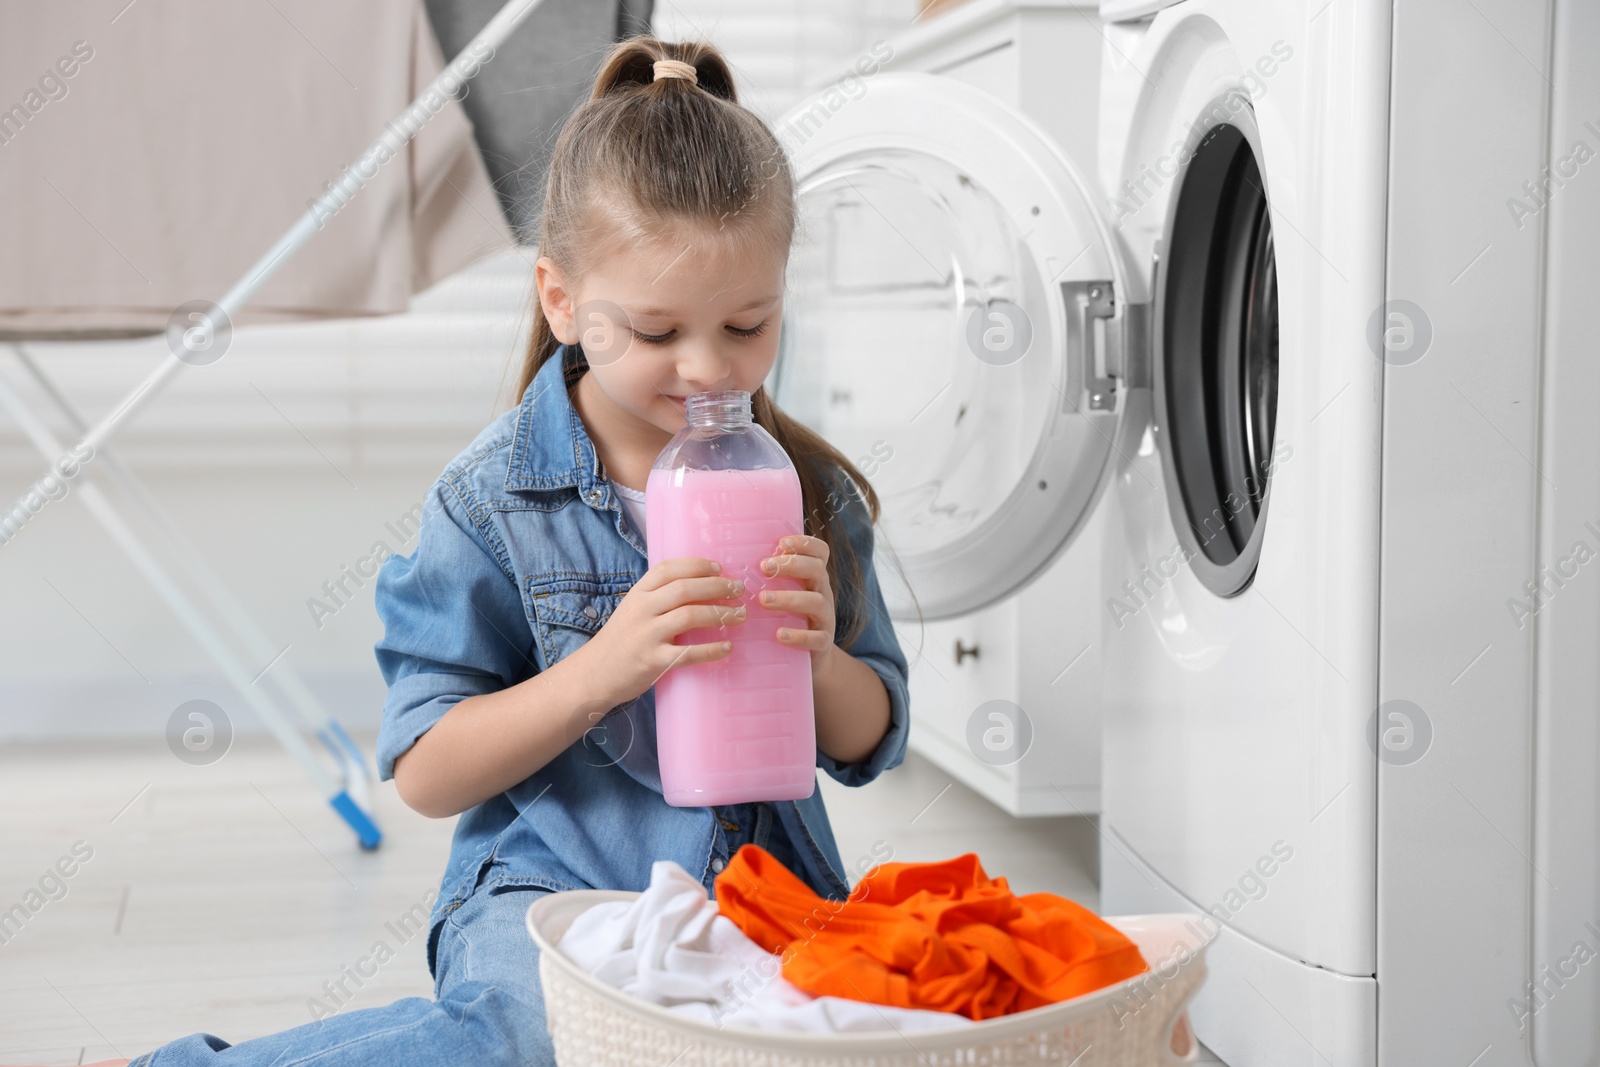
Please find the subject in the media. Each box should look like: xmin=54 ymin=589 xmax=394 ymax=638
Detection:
xmin=652 ymin=59 xmax=698 ymax=85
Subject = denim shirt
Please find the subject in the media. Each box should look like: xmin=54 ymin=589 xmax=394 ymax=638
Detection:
xmin=372 ymin=342 xmax=911 ymax=948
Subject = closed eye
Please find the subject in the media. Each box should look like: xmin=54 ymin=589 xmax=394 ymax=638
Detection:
xmin=629 ymin=323 xmax=767 ymax=344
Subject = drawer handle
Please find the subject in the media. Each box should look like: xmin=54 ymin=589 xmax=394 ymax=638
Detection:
xmin=955 ymin=639 xmax=979 ymax=665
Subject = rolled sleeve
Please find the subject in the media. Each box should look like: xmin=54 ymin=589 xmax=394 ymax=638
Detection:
xmin=815 ymin=471 xmax=911 ymax=788
xmin=372 ymin=475 xmax=536 ymax=782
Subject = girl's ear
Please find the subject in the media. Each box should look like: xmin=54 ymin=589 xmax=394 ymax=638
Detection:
xmin=535 ymin=256 xmax=579 ymax=344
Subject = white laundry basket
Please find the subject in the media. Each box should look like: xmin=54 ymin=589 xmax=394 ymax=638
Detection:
xmin=525 ymin=889 xmax=1210 ymax=1067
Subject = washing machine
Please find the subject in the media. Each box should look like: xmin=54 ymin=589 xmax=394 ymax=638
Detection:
xmin=1095 ymin=0 xmax=1599 ymax=1064
xmin=771 ymin=0 xmax=1117 ymax=820
xmin=1091 ymin=1 xmax=1383 ymax=1063
xmin=775 ymin=0 xmax=1600 ymax=1063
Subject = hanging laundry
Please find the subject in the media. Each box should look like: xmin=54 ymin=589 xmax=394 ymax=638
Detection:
xmin=714 ymin=844 xmax=1149 ymax=1021
xmin=421 ymin=0 xmax=653 ymax=243
xmin=0 ymin=0 xmax=513 ymax=338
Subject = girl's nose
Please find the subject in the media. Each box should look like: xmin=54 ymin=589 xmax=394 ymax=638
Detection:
xmin=676 ymin=348 xmax=732 ymax=391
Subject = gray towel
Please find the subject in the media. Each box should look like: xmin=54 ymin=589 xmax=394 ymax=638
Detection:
xmin=424 ymin=0 xmax=654 ymax=244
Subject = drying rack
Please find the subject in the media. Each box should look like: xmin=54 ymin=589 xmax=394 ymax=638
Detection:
xmin=0 ymin=0 xmax=548 ymax=850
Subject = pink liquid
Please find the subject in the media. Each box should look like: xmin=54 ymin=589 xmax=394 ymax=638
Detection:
xmin=645 ymin=465 xmax=817 ymax=806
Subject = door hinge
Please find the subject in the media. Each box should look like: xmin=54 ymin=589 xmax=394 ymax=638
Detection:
xmin=1062 ymin=280 xmax=1150 ymax=411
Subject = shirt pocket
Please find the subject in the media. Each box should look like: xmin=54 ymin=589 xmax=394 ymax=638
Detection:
xmin=523 ymin=572 xmax=633 ymax=670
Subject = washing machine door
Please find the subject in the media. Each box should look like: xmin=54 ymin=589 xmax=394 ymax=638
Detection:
xmin=771 ymin=72 xmax=1142 ymax=620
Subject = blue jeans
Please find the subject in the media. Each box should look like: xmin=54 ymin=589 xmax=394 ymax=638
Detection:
xmin=126 ymin=804 xmax=804 ymax=1065
xmin=126 ymin=875 xmax=558 ymax=1066
xmin=712 ymin=800 xmax=798 ymax=872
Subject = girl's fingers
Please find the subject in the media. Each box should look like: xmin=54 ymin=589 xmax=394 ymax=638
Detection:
xmin=690 ymin=639 xmax=734 ymax=660
xmin=756 ymin=588 xmax=826 ymax=615
xmin=776 ymin=625 xmax=830 ymax=651
xmin=667 ymin=574 xmax=747 ymax=606
xmin=643 ymin=556 xmax=723 ymax=591
xmin=761 ymin=552 xmax=826 ymax=583
xmin=655 ymin=637 xmax=733 ymax=674
xmin=775 ymin=534 xmax=829 ymax=562
xmin=762 ymin=535 xmax=829 ymax=576
xmin=664 ymin=602 xmax=747 ymax=634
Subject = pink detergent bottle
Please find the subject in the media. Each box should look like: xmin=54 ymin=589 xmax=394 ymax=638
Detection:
xmin=646 ymin=389 xmax=817 ymax=807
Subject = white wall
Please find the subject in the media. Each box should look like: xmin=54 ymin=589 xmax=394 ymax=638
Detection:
xmin=652 ymin=0 xmax=918 ymax=121
xmin=0 ymin=1 xmax=923 ymax=741
xmin=0 ymin=251 xmax=536 ymax=740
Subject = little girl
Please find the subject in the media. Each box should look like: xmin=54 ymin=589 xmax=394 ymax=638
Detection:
xmin=84 ymin=35 xmax=912 ymax=1067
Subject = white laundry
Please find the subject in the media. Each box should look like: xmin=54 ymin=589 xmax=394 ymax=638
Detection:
xmin=555 ymin=859 xmax=975 ymax=1034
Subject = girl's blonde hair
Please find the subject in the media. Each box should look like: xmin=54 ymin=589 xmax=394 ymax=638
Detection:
xmin=514 ymin=35 xmax=889 ymax=648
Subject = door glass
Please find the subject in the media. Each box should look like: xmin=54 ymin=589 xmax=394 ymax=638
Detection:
xmin=773 ymin=149 xmax=1055 ymax=561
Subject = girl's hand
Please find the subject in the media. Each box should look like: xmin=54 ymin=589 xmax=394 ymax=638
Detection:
xmin=758 ymin=534 xmax=838 ymax=679
xmin=581 ymin=557 xmax=746 ymax=707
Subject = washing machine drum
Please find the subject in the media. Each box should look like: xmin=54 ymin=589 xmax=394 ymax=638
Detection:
xmin=771 ymin=73 xmax=1144 ymax=621
xmin=1154 ymin=120 xmax=1281 ymax=598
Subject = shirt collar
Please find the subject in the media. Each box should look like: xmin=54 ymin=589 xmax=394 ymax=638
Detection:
xmin=504 ymin=342 xmax=607 ymax=502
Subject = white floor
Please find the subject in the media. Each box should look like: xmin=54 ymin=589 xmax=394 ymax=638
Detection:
xmin=0 ymin=735 xmax=1223 ymax=1065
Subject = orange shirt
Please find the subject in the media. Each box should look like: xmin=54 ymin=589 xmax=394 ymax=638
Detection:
xmin=713 ymin=844 xmax=1148 ymax=1021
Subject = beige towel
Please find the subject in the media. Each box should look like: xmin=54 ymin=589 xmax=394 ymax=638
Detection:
xmin=0 ymin=0 xmax=515 ymax=338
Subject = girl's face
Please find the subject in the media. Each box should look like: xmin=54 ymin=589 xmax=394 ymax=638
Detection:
xmin=536 ymin=224 xmax=786 ymax=445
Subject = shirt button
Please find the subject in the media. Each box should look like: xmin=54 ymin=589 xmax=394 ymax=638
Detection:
xmin=711 ymin=857 xmax=726 ymax=873
xmin=582 ymin=604 xmax=599 ymax=619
